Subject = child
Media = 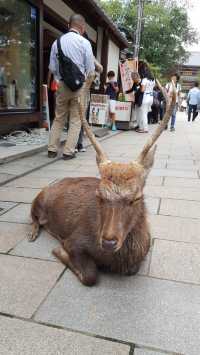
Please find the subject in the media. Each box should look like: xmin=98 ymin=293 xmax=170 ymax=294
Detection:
xmin=105 ymin=71 xmax=119 ymax=131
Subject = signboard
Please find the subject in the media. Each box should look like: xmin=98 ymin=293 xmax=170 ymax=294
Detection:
xmin=119 ymin=59 xmax=138 ymax=102
xmin=89 ymin=94 xmax=109 ymax=126
xmin=115 ymin=101 xmax=132 ymax=122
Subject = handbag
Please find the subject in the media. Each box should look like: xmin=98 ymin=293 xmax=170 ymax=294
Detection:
xmin=57 ymin=36 xmax=85 ymax=92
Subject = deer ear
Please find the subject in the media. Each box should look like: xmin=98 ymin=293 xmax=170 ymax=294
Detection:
xmin=141 ymin=145 xmax=157 ymax=177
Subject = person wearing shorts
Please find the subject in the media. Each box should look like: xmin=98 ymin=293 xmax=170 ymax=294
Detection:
xmin=105 ymin=71 xmax=119 ymax=131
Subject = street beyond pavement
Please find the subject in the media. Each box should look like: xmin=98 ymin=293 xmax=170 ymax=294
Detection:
xmin=0 ymin=112 xmax=200 ymax=355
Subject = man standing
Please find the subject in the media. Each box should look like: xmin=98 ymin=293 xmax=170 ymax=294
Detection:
xmin=48 ymin=14 xmax=95 ymax=160
xmin=187 ymin=81 xmax=200 ymax=122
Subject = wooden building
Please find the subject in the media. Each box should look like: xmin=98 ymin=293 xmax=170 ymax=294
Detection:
xmin=179 ymin=52 xmax=200 ymax=93
xmin=0 ymin=0 xmax=128 ymax=134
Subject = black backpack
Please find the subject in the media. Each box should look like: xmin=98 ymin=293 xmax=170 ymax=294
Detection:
xmin=57 ymin=35 xmax=85 ymax=92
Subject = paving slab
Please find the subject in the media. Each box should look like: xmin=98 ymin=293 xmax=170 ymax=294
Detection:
xmin=29 ymin=169 xmax=98 ymax=178
xmin=0 ymin=201 xmax=17 ymax=216
xmin=160 ymin=198 xmax=200 ymax=219
xmin=145 ymin=177 xmax=164 ymax=187
xmin=11 ymin=229 xmax=59 ymax=261
xmin=34 ymin=272 xmax=200 ymax=355
xmin=164 ymin=176 xmax=200 ymax=188
xmin=153 ymin=160 xmax=167 ymax=169
xmin=150 ymin=168 xmax=198 ymax=178
xmin=167 ymin=162 xmax=196 ymax=170
xmin=134 ymin=349 xmax=168 ymax=355
xmin=0 ymin=187 xmax=40 ymax=203
xmin=149 ymin=214 xmax=200 ymax=243
xmin=167 ymin=158 xmax=195 ymax=165
xmin=0 ymin=222 xmax=30 ymax=252
xmin=145 ymin=185 xmax=200 ymax=202
xmin=0 ymin=254 xmax=64 ymax=318
xmin=149 ymin=239 xmax=200 ymax=285
xmin=6 ymin=176 xmax=56 ymax=189
xmin=0 ymin=204 xmax=31 ymax=224
xmin=0 ymin=316 xmax=130 ymax=355
xmin=145 ymin=197 xmax=160 ymax=215
xmin=0 ymin=173 xmax=16 ymax=184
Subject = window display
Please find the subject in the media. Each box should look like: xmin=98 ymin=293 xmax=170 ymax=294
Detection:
xmin=0 ymin=0 xmax=38 ymax=111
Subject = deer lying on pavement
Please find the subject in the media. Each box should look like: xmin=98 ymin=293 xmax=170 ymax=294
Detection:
xmin=29 ymin=81 xmax=176 ymax=286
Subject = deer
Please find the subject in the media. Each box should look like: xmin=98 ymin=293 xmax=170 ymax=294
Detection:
xmin=28 ymin=81 xmax=176 ymax=286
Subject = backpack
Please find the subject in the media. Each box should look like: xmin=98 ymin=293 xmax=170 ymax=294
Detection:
xmin=57 ymin=36 xmax=85 ymax=92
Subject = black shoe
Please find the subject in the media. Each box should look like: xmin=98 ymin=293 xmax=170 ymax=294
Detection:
xmin=62 ymin=153 xmax=76 ymax=160
xmin=48 ymin=151 xmax=57 ymax=158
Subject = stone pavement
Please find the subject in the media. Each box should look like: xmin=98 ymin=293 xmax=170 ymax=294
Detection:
xmin=0 ymin=112 xmax=200 ymax=354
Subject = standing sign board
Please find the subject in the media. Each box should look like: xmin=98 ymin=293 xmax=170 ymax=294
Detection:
xmin=119 ymin=59 xmax=138 ymax=102
xmin=115 ymin=101 xmax=132 ymax=122
xmin=89 ymin=94 xmax=109 ymax=126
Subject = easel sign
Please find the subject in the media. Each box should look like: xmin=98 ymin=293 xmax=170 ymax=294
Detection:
xmin=89 ymin=94 xmax=109 ymax=126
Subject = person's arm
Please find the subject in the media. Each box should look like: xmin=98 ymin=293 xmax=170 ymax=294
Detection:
xmin=48 ymin=41 xmax=58 ymax=77
xmin=187 ymin=90 xmax=191 ymax=104
xmin=84 ymin=41 xmax=95 ymax=76
xmin=47 ymin=70 xmax=52 ymax=89
xmin=139 ymin=78 xmax=147 ymax=93
xmin=125 ymin=84 xmax=134 ymax=94
xmin=94 ymin=58 xmax=103 ymax=74
xmin=112 ymin=82 xmax=119 ymax=93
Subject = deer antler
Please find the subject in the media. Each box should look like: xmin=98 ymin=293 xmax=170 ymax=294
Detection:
xmin=137 ymin=80 xmax=176 ymax=164
xmin=78 ymin=99 xmax=110 ymax=165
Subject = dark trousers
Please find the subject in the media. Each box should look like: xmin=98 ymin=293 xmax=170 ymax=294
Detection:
xmin=76 ymin=102 xmax=90 ymax=148
xmin=188 ymin=104 xmax=198 ymax=121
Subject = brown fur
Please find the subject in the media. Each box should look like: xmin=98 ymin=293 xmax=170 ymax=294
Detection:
xmin=29 ymin=161 xmax=152 ymax=286
xmin=29 ymin=85 xmax=176 ymax=286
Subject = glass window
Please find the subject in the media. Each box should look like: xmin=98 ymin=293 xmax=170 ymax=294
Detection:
xmin=0 ymin=0 xmax=38 ymax=111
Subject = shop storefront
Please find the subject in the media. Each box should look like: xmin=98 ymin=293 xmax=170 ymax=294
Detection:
xmin=0 ymin=0 xmax=128 ymax=134
xmin=0 ymin=0 xmax=38 ymax=111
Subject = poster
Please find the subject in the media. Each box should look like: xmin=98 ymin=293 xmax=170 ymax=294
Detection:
xmin=115 ymin=102 xmax=132 ymax=122
xmin=89 ymin=94 xmax=109 ymax=126
xmin=119 ymin=59 xmax=138 ymax=102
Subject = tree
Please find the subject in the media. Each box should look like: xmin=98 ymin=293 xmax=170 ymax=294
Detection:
xmin=99 ymin=0 xmax=198 ymax=75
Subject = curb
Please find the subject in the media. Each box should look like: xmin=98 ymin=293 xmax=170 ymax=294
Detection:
xmin=0 ymin=130 xmax=123 ymax=187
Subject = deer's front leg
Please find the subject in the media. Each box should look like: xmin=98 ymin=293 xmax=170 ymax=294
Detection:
xmin=53 ymin=241 xmax=98 ymax=286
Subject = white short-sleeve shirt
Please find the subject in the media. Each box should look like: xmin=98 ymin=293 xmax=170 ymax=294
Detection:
xmin=142 ymin=78 xmax=155 ymax=104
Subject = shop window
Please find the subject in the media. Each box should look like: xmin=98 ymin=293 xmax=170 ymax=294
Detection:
xmin=0 ymin=0 xmax=38 ymax=111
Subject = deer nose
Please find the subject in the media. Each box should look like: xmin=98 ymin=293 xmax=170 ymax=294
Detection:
xmin=102 ymin=238 xmax=117 ymax=250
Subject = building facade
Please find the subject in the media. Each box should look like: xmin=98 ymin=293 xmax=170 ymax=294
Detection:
xmin=179 ymin=52 xmax=200 ymax=93
xmin=0 ymin=0 xmax=128 ymax=134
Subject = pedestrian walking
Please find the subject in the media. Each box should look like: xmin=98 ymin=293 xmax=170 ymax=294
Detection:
xmin=187 ymin=81 xmax=200 ymax=122
xmin=48 ymin=14 xmax=95 ymax=160
xmin=136 ymin=61 xmax=155 ymax=133
xmin=166 ymin=73 xmax=181 ymax=131
xmin=105 ymin=71 xmax=119 ymax=131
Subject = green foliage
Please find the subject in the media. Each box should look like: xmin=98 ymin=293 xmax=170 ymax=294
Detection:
xmin=99 ymin=0 xmax=198 ymax=75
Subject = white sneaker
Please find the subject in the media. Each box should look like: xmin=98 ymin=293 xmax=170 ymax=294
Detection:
xmin=79 ymin=147 xmax=86 ymax=152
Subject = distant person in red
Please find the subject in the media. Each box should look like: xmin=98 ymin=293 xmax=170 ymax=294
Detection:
xmin=105 ymin=70 xmax=119 ymax=131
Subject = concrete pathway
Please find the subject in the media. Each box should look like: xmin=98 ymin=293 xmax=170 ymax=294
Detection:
xmin=0 ymin=112 xmax=200 ymax=354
